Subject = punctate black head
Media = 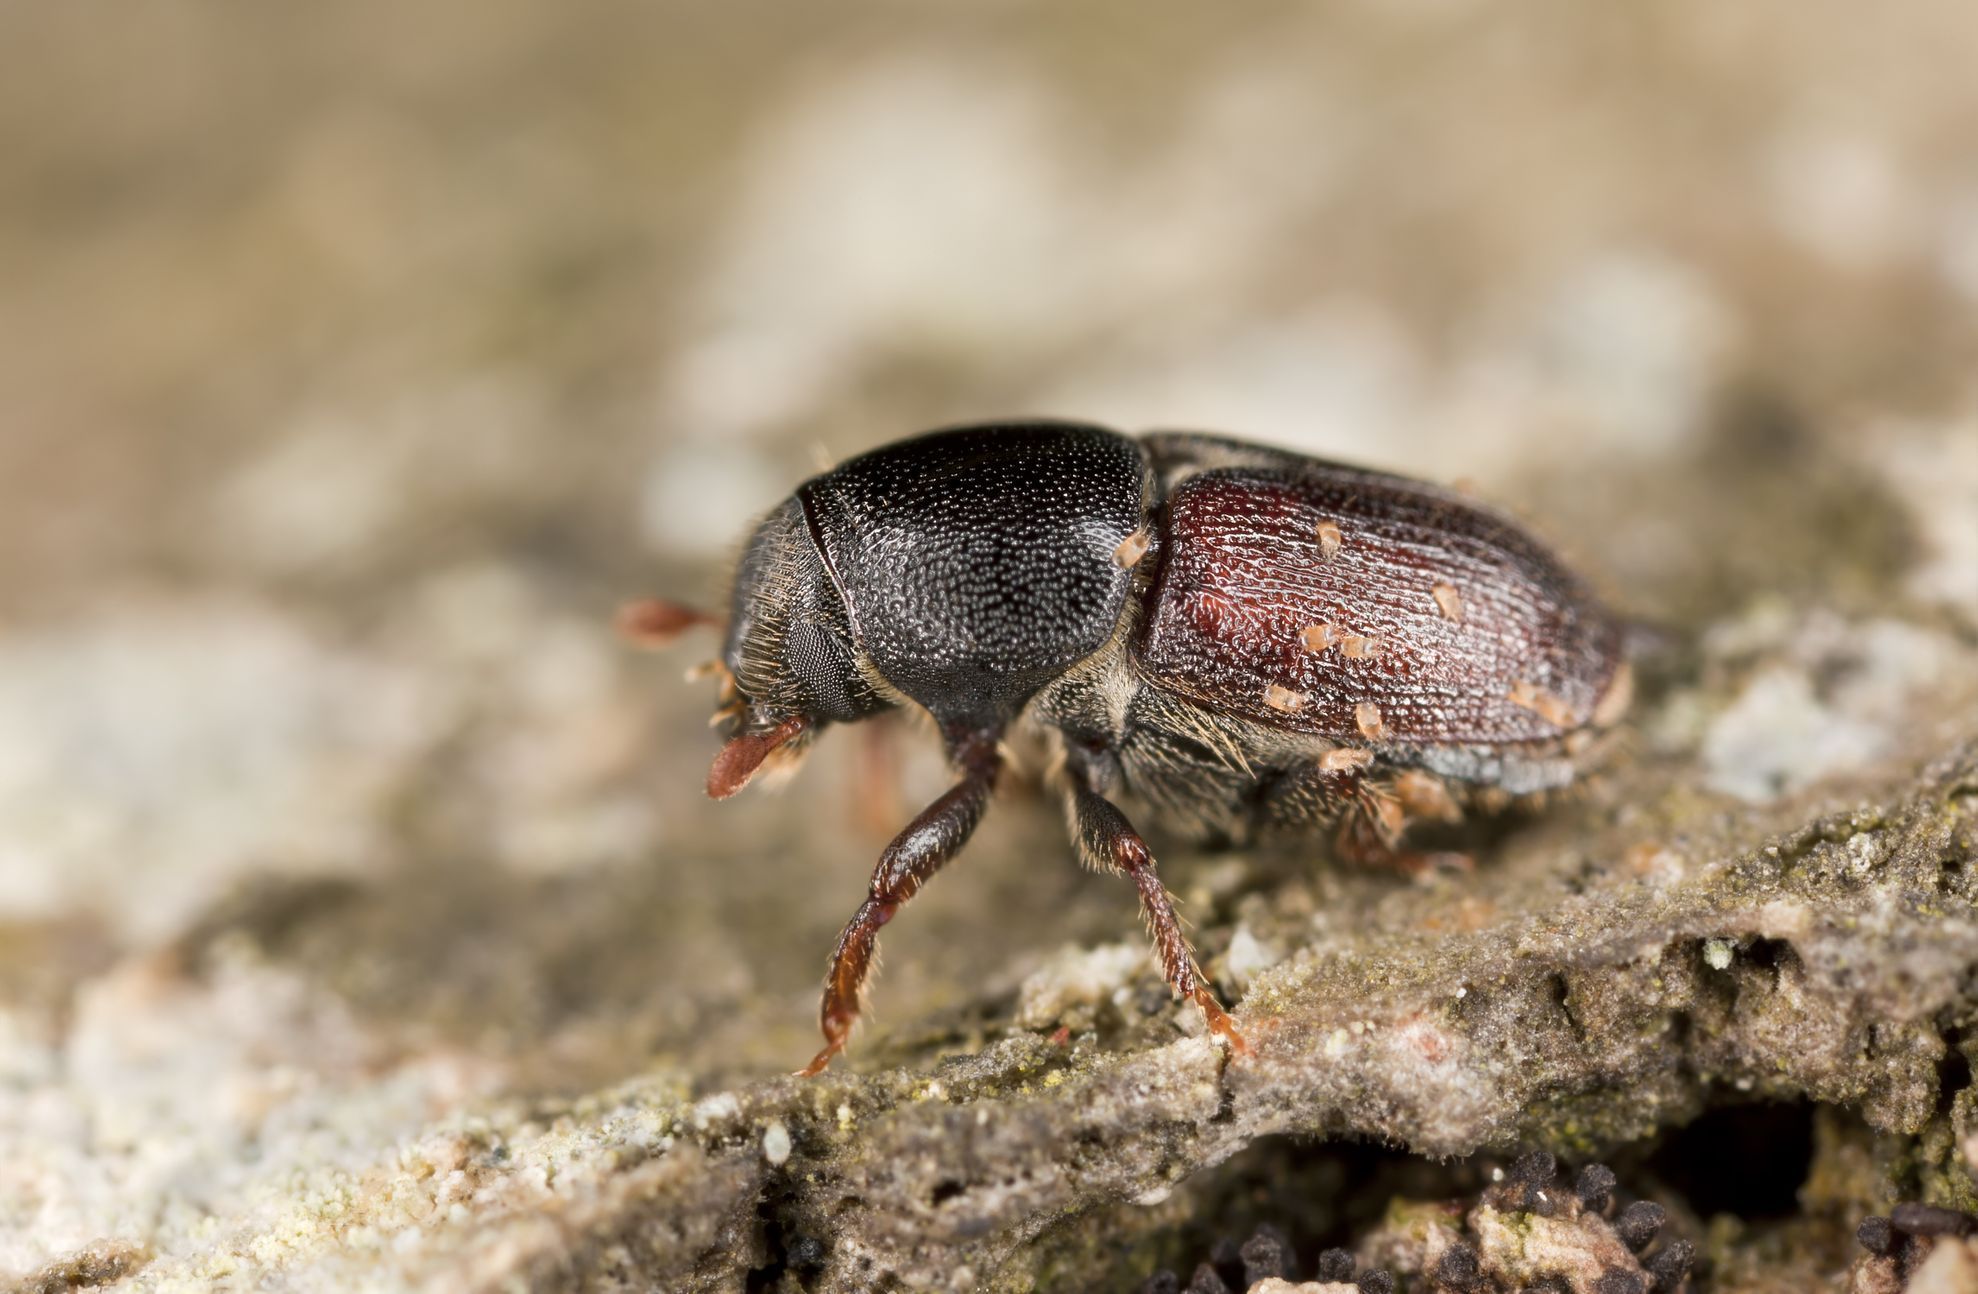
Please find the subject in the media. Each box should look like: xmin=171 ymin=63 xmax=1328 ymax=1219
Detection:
xmin=716 ymin=420 xmax=1150 ymax=771
xmin=702 ymin=494 xmax=887 ymax=798
xmin=795 ymin=420 xmax=1150 ymax=739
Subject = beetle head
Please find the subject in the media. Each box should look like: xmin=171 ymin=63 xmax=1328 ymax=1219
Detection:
xmin=697 ymin=422 xmax=1150 ymax=795
xmin=707 ymin=496 xmax=891 ymax=798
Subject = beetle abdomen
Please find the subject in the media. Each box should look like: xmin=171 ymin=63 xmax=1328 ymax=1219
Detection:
xmin=1137 ymin=464 xmax=1625 ymax=762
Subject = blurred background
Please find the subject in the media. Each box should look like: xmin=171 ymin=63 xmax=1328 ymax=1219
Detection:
xmin=1 ymin=0 xmax=1975 ymax=1278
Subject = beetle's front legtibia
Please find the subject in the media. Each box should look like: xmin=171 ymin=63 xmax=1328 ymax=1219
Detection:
xmin=798 ymin=731 xmax=1004 ymax=1076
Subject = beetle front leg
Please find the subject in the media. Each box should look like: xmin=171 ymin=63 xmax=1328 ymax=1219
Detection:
xmin=799 ymin=733 xmax=1003 ymax=1077
xmin=851 ymin=714 xmax=906 ymax=841
xmin=1065 ymin=780 xmax=1250 ymax=1057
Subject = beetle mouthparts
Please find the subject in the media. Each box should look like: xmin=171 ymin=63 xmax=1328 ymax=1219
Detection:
xmin=706 ymin=715 xmax=809 ymax=800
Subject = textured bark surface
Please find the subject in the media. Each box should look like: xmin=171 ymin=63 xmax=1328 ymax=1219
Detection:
xmin=1 ymin=4 xmax=1975 ymax=1292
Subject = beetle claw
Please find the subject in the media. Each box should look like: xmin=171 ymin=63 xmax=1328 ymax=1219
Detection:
xmin=795 ymin=1041 xmax=842 ymax=1078
xmin=1194 ymin=988 xmax=1251 ymax=1057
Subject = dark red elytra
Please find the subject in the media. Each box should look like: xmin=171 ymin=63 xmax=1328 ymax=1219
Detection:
xmin=1140 ymin=466 xmax=1622 ymax=756
xmin=629 ymin=422 xmax=1631 ymax=1074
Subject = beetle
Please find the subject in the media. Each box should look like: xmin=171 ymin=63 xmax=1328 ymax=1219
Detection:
xmin=623 ymin=420 xmax=1631 ymax=1075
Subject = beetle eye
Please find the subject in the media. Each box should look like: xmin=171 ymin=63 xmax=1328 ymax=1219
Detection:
xmin=787 ymin=620 xmax=881 ymax=724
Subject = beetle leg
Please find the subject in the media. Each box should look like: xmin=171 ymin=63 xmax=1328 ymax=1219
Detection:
xmin=851 ymin=714 xmax=906 ymax=841
xmin=1333 ymin=774 xmax=1473 ymax=877
xmin=1065 ymin=780 xmax=1250 ymax=1057
xmin=799 ymin=733 xmax=1003 ymax=1077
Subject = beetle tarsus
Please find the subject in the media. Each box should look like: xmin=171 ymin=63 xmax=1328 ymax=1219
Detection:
xmin=1067 ymin=777 xmax=1245 ymax=1052
xmin=797 ymin=1014 xmax=854 ymax=1077
xmin=1358 ymin=848 xmax=1477 ymax=879
xmin=1332 ymin=793 xmax=1475 ymax=877
xmin=1339 ymin=829 xmax=1477 ymax=879
xmin=1193 ymin=987 xmax=1251 ymax=1056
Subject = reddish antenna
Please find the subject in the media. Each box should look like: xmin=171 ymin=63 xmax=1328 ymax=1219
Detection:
xmin=616 ymin=598 xmax=722 ymax=648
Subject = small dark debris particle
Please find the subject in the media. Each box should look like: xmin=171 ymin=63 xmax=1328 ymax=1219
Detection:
xmin=1647 ymin=1239 xmax=1696 ymax=1292
xmin=1856 ymin=1214 xmax=1896 ymax=1256
xmin=1356 ymin=1271 xmax=1396 ymax=1294
xmin=1240 ymin=1224 xmax=1296 ymax=1283
xmin=1616 ymin=1200 xmax=1667 ymax=1252
xmin=1577 ymin=1162 xmax=1618 ymax=1215
xmin=1594 ymin=1272 xmax=1649 ymax=1294
xmin=1139 ymin=1272 xmax=1180 ymax=1294
xmin=1890 ymin=1202 xmax=1978 ymax=1238
xmin=1317 ymin=1248 xmax=1355 ymax=1281
xmin=1524 ymin=1277 xmax=1573 ymax=1294
xmin=1511 ymin=1149 xmax=1558 ymax=1186
xmin=1186 ymin=1263 xmax=1230 ymax=1294
xmin=1499 ymin=1149 xmax=1564 ymax=1215
xmin=785 ymin=1234 xmax=826 ymax=1270
xmin=1434 ymin=1241 xmax=1482 ymax=1289
xmin=1135 ymin=983 xmax=1175 ymax=1018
